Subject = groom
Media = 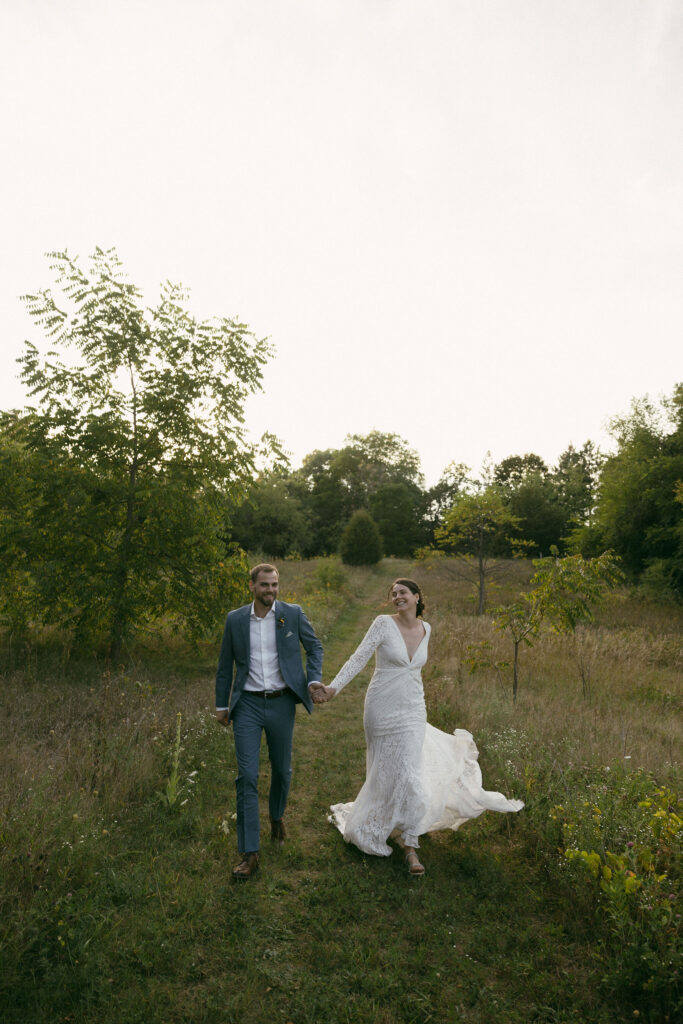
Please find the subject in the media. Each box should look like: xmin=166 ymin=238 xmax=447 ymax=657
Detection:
xmin=215 ymin=563 xmax=323 ymax=880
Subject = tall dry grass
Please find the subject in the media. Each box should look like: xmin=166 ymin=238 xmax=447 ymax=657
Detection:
xmin=0 ymin=555 xmax=680 ymax=1022
xmin=415 ymin=557 xmax=681 ymax=775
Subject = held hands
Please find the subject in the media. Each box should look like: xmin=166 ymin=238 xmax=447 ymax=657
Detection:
xmin=308 ymin=682 xmax=336 ymax=705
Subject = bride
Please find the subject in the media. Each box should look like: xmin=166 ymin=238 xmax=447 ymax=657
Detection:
xmin=309 ymin=578 xmax=524 ymax=875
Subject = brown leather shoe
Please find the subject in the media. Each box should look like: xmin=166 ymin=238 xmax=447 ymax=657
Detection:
xmin=232 ymin=852 xmax=259 ymax=880
xmin=270 ymin=817 xmax=286 ymax=847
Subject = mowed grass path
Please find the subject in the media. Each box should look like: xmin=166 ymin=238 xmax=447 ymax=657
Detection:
xmin=3 ymin=565 xmax=623 ymax=1024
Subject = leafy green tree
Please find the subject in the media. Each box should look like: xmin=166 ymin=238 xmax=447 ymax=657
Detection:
xmin=6 ymin=248 xmax=271 ymax=655
xmin=505 ymin=472 xmax=571 ymax=555
xmin=297 ymin=432 xmax=426 ymax=555
xmin=296 ymin=448 xmax=357 ymax=554
xmin=0 ymin=412 xmax=42 ymax=641
xmin=553 ymin=441 xmax=603 ymax=527
xmin=423 ymin=461 xmax=471 ymax=543
xmin=494 ymin=452 xmax=548 ymax=485
xmin=340 ymin=509 xmax=383 ymax=566
xmin=345 ymin=430 xmax=424 ymax=488
xmin=230 ymin=472 xmax=311 ymax=558
xmin=369 ymin=480 xmax=427 ymax=557
xmin=586 ymin=386 xmax=683 ymax=599
xmin=435 ymin=487 xmax=529 ymax=614
xmin=494 ymin=452 xmax=569 ymax=555
xmin=493 ymin=549 xmax=622 ymax=701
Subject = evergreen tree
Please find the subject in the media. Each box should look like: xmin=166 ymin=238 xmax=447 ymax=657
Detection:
xmin=340 ymin=510 xmax=383 ymax=566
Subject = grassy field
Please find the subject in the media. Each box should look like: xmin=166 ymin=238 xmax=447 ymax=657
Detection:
xmin=0 ymin=557 xmax=680 ymax=1023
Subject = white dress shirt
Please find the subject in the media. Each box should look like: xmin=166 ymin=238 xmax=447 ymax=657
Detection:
xmin=216 ymin=603 xmax=321 ymax=710
xmin=243 ymin=604 xmax=287 ymax=692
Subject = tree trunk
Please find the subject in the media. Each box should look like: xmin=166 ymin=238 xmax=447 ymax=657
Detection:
xmin=512 ymin=640 xmax=519 ymax=702
xmin=109 ymin=361 xmax=139 ymax=661
xmin=477 ymin=549 xmax=485 ymax=615
xmin=109 ymin=478 xmax=135 ymax=661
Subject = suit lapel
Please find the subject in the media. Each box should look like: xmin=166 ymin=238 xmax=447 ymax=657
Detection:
xmin=240 ymin=604 xmax=251 ymax=655
xmin=273 ymin=600 xmax=282 ymax=658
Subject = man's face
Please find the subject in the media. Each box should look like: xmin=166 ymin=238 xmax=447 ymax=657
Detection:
xmin=249 ymin=570 xmax=279 ymax=608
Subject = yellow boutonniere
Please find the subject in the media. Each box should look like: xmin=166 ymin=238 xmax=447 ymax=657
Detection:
xmin=277 ymin=616 xmax=285 ymax=629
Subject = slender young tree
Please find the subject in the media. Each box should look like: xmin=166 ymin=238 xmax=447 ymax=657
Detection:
xmin=493 ymin=549 xmax=622 ymax=701
xmin=435 ymin=487 xmax=530 ymax=614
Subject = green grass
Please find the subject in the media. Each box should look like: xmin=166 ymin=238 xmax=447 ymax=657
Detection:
xmin=0 ymin=557 xmax=680 ymax=1023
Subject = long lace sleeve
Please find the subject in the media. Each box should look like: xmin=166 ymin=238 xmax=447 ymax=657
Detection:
xmin=329 ymin=616 xmax=387 ymax=695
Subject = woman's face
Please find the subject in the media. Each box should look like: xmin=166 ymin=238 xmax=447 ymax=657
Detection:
xmin=391 ymin=583 xmax=419 ymax=613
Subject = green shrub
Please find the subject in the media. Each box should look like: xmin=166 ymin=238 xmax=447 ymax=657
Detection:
xmin=339 ymin=510 xmax=383 ymax=566
xmin=553 ymin=772 xmax=682 ymax=1015
xmin=313 ymin=558 xmax=348 ymax=591
xmin=638 ymin=558 xmax=681 ymax=604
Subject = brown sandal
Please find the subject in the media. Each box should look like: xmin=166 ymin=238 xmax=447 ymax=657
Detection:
xmin=405 ymin=850 xmax=425 ymax=876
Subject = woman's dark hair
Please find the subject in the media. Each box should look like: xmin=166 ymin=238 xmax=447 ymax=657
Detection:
xmin=389 ymin=578 xmax=425 ymax=618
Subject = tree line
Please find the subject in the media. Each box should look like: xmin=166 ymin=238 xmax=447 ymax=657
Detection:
xmin=229 ymin=398 xmax=682 ymax=608
xmin=0 ymin=250 xmax=680 ymax=655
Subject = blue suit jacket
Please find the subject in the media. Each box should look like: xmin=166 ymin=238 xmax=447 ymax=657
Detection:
xmin=215 ymin=600 xmax=323 ymax=716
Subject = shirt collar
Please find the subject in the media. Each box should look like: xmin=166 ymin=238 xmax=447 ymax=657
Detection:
xmin=250 ymin=601 xmax=276 ymax=620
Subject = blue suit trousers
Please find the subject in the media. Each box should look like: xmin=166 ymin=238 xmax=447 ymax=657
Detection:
xmin=231 ymin=690 xmax=297 ymax=854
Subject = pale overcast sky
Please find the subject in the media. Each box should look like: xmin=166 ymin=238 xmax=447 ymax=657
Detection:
xmin=1 ymin=0 xmax=681 ymax=483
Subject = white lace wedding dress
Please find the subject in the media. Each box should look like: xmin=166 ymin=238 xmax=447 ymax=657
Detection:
xmin=328 ymin=615 xmax=524 ymax=856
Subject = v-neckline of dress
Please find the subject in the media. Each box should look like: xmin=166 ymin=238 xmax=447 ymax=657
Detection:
xmin=389 ymin=615 xmax=427 ymax=663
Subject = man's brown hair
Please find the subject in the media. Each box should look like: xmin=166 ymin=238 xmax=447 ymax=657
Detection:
xmin=250 ymin=562 xmax=279 ymax=583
